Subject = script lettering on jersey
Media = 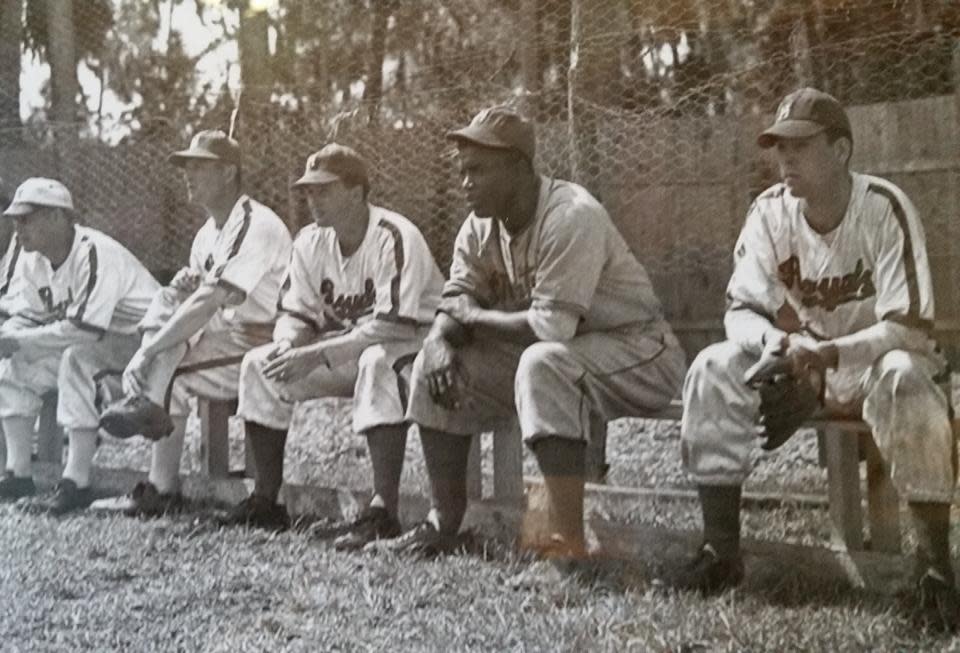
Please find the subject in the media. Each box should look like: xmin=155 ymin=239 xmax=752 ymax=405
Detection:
xmin=38 ymin=286 xmax=73 ymax=320
xmin=777 ymin=256 xmax=876 ymax=311
xmin=319 ymin=278 xmax=376 ymax=327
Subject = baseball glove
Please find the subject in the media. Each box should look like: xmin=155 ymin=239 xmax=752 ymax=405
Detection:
xmin=744 ymin=349 xmax=825 ymax=451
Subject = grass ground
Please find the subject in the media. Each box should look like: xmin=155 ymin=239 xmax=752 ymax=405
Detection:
xmin=3 ymin=398 xmax=960 ymax=651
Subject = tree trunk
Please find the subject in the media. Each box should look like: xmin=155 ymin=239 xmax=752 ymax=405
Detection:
xmin=0 ymin=0 xmax=22 ymax=137
xmin=567 ymin=0 xmax=623 ymax=193
xmin=238 ymin=3 xmax=271 ymax=114
xmin=45 ymin=0 xmax=78 ymax=125
xmin=518 ymin=0 xmax=540 ymax=117
xmin=366 ymin=0 xmax=389 ymax=124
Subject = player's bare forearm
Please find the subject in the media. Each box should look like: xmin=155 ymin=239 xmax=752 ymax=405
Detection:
xmin=437 ymin=294 xmax=537 ymax=343
xmin=8 ymin=321 xmax=100 ymax=360
xmin=140 ymin=283 xmax=227 ymax=358
xmin=830 ymin=319 xmax=930 ymax=369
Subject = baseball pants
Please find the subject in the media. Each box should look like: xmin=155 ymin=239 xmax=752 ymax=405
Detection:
xmin=137 ymin=286 xmax=273 ymax=416
xmin=0 ymin=333 xmax=141 ymax=429
xmin=681 ymin=340 xmax=956 ymax=503
xmin=405 ymin=322 xmax=687 ymax=444
xmin=237 ymin=333 xmax=427 ymax=433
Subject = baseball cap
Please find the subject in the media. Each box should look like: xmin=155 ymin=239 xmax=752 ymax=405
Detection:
xmin=3 ymin=177 xmax=74 ymax=217
xmin=447 ymin=105 xmax=536 ymax=162
xmin=169 ymin=129 xmax=242 ymax=167
xmin=758 ymin=87 xmax=851 ymax=148
xmin=293 ymin=143 xmax=368 ymax=188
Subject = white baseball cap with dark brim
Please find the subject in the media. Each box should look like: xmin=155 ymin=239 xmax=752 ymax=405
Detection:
xmin=169 ymin=129 xmax=242 ymax=167
xmin=3 ymin=177 xmax=74 ymax=217
xmin=293 ymin=144 xmax=368 ymax=188
xmin=757 ymin=87 xmax=852 ymax=148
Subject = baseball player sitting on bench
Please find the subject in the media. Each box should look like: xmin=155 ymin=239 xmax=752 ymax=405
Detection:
xmin=384 ymin=106 xmax=686 ymax=557
xmin=0 ymin=179 xmax=22 ymax=474
xmin=0 ymin=178 xmax=159 ymax=514
xmin=94 ymin=130 xmax=292 ymax=517
xmin=218 ymin=144 xmax=443 ymax=539
xmin=677 ymin=87 xmax=958 ymax=632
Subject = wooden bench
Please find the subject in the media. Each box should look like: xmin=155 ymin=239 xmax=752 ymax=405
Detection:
xmin=467 ymin=401 xmax=909 ymax=554
xmin=34 ymin=393 xmax=252 ymax=480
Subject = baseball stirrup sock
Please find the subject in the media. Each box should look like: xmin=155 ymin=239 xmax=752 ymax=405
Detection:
xmin=698 ymin=484 xmax=742 ymax=558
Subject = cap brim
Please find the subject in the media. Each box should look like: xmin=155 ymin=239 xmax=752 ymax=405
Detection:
xmin=757 ymin=120 xmax=826 ymax=148
xmin=446 ymin=126 xmax=514 ymax=152
xmin=292 ymin=170 xmax=342 ymax=187
xmin=2 ymin=201 xmax=38 ymax=217
xmin=168 ymin=149 xmax=234 ymax=167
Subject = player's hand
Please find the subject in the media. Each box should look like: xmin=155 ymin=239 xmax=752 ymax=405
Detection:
xmin=265 ymin=339 xmax=294 ymax=362
xmin=122 ymin=348 xmax=155 ymax=397
xmin=0 ymin=335 xmax=19 ymax=359
xmin=438 ymin=295 xmax=481 ymax=328
xmin=420 ymin=336 xmax=468 ymax=409
xmin=262 ymin=344 xmax=326 ymax=384
xmin=169 ymin=267 xmax=202 ymax=295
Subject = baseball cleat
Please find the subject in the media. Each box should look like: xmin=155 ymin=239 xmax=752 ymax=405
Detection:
xmin=23 ymin=479 xmax=93 ymax=516
xmin=217 ymin=495 xmax=290 ymax=531
xmin=89 ymin=481 xmax=184 ymax=517
xmin=311 ymin=506 xmax=402 ymax=551
xmin=908 ymin=566 xmax=960 ymax=633
xmin=672 ymin=542 xmax=744 ymax=594
xmin=372 ymin=521 xmax=471 ymax=558
xmin=99 ymin=395 xmax=175 ymax=441
xmin=0 ymin=472 xmax=36 ymax=501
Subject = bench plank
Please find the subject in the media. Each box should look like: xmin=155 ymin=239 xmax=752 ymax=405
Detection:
xmin=199 ymin=398 xmax=238 ymax=479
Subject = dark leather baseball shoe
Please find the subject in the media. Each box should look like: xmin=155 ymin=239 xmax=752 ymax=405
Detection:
xmin=372 ymin=521 xmax=471 ymax=558
xmin=25 ymin=479 xmax=93 ymax=516
xmin=99 ymin=395 xmax=174 ymax=441
xmin=310 ymin=506 xmax=402 ymax=551
xmin=89 ymin=481 xmax=184 ymax=517
xmin=908 ymin=566 xmax=960 ymax=633
xmin=217 ymin=495 xmax=290 ymax=531
xmin=0 ymin=472 xmax=36 ymax=501
xmin=673 ymin=542 xmax=744 ymax=594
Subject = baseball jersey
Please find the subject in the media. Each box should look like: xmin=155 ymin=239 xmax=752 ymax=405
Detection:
xmin=0 ymin=234 xmax=24 ymax=317
xmin=728 ymin=172 xmax=934 ymax=366
xmin=444 ymin=175 xmax=665 ymax=333
xmin=15 ymin=225 xmax=160 ymax=334
xmin=189 ymin=194 xmax=292 ymax=329
xmin=280 ymin=204 xmax=443 ymax=334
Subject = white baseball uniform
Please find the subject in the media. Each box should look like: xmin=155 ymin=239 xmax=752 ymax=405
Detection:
xmin=405 ymin=175 xmax=687 ymax=442
xmin=682 ymin=172 xmax=954 ymax=502
xmin=136 ymin=194 xmax=292 ymax=416
xmin=238 ymin=204 xmax=444 ymax=432
xmin=0 ymin=225 xmax=159 ymax=428
xmin=0 ymin=235 xmax=25 ymax=320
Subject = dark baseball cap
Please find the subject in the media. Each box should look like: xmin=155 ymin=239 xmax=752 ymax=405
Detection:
xmin=447 ymin=105 xmax=536 ymax=162
xmin=758 ymin=87 xmax=851 ymax=148
xmin=293 ymin=143 xmax=369 ymax=188
xmin=169 ymin=129 xmax=242 ymax=167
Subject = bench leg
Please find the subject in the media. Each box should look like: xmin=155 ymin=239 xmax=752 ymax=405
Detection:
xmin=466 ymin=432 xmax=482 ymax=500
xmin=862 ymin=432 xmax=901 ymax=553
xmin=199 ymin=398 xmax=237 ymax=479
xmin=493 ymin=420 xmax=524 ymax=504
xmin=584 ymin=412 xmax=609 ymax=484
xmin=36 ymin=392 xmax=63 ymax=465
xmin=822 ymin=426 xmax=864 ymax=550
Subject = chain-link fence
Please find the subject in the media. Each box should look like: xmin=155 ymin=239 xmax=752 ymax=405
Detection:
xmin=1 ymin=0 xmax=959 ymax=338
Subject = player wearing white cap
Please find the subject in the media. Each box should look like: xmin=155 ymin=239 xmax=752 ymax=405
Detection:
xmin=93 ymin=131 xmax=292 ymax=517
xmin=0 ymin=177 xmax=159 ymax=513
xmin=219 ymin=144 xmax=444 ymax=541
xmin=677 ymin=87 xmax=958 ymax=632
